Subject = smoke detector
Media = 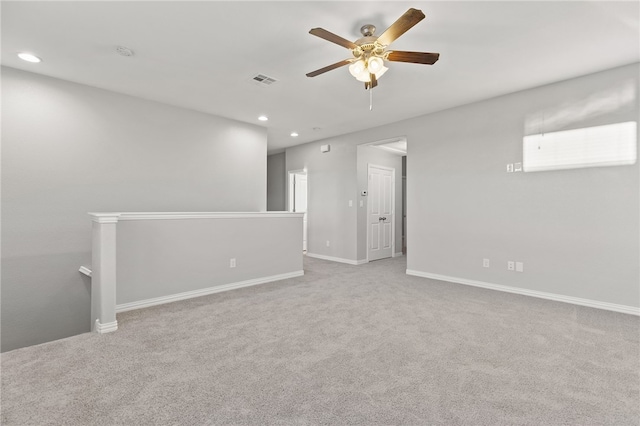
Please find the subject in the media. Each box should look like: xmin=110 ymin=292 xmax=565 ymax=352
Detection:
xmin=116 ymin=46 xmax=134 ymax=57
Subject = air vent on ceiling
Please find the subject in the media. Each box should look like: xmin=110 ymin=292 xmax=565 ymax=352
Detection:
xmin=252 ymin=74 xmax=278 ymax=86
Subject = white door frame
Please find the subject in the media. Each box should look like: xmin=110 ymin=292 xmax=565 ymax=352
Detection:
xmin=287 ymin=169 xmax=306 ymax=212
xmin=288 ymin=169 xmax=308 ymax=251
xmin=366 ymin=163 xmax=395 ymax=262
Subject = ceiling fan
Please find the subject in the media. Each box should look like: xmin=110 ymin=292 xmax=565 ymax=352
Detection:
xmin=306 ymin=8 xmax=440 ymax=90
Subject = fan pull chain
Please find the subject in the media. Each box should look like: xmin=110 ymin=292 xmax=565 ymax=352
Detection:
xmin=369 ymin=87 xmax=373 ymax=111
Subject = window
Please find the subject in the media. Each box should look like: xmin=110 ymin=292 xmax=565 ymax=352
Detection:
xmin=523 ymin=121 xmax=637 ymax=172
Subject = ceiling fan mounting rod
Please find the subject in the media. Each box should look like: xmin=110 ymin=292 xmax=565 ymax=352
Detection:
xmin=360 ymin=24 xmax=376 ymax=37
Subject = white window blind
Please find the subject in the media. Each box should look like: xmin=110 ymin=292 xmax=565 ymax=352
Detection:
xmin=523 ymin=121 xmax=637 ymax=172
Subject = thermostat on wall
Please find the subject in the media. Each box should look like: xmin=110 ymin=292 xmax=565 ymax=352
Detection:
xmin=320 ymin=144 xmax=330 ymax=153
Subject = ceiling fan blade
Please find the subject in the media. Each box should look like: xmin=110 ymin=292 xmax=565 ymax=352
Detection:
xmin=387 ymin=51 xmax=440 ymax=65
xmin=376 ymin=8 xmax=426 ymax=47
xmin=306 ymin=59 xmax=352 ymax=77
xmin=309 ymin=28 xmax=358 ymax=49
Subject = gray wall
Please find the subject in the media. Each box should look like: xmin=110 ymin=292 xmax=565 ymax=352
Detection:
xmin=286 ymin=63 xmax=639 ymax=309
xmin=286 ymin=142 xmax=358 ymax=261
xmin=267 ymin=152 xmax=286 ymax=211
xmin=1 ymin=67 xmax=267 ymax=352
xmin=356 ymin=145 xmax=403 ymax=261
xmin=407 ymin=63 xmax=639 ymax=308
xmin=117 ymin=215 xmax=302 ymax=306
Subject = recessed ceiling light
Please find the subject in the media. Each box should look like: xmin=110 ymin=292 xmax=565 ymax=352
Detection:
xmin=17 ymin=52 xmax=42 ymax=63
xmin=290 ymin=132 xmax=299 ymax=137
xmin=258 ymin=115 xmax=268 ymax=121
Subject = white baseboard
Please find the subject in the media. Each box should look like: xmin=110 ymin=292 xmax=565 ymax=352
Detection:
xmin=393 ymin=252 xmax=404 ymax=258
xmin=95 ymin=320 xmax=118 ymax=334
xmin=406 ymin=270 xmax=640 ymax=316
xmin=306 ymin=253 xmax=366 ymax=265
xmin=116 ymin=270 xmax=304 ymax=313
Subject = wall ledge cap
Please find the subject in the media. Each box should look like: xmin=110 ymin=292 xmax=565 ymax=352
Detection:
xmin=89 ymin=213 xmax=121 ymax=223
xmin=89 ymin=211 xmax=304 ymax=221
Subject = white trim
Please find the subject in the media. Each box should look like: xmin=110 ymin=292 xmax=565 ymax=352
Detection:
xmin=405 ymin=270 xmax=640 ymax=316
xmin=393 ymin=252 xmax=404 ymax=258
xmin=361 ymin=136 xmax=408 ymax=149
xmin=95 ymin=320 xmax=118 ymax=334
xmin=288 ymin=169 xmax=307 ymax=213
xmin=89 ymin=212 xmax=303 ymax=222
xmin=116 ymin=212 xmax=304 ymax=221
xmin=306 ymin=253 xmax=366 ymax=265
xmin=89 ymin=213 xmax=120 ymax=223
xmin=116 ymin=270 xmax=304 ymax=313
xmin=79 ymin=266 xmax=92 ymax=277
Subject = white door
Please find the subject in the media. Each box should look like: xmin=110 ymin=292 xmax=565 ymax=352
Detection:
xmin=368 ymin=165 xmax=394 ymax=261
xmin=293 ymin=173 xmax=308 ymax=251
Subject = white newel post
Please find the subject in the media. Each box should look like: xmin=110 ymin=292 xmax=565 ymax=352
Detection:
xmin=90 ymin=213 xmax=120 ymax=333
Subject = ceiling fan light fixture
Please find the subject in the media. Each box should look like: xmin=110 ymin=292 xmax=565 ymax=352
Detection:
xmin=355 ymin=70 xmax=371 ymax=83
xmin=355 ymin=65 xmax=388 ymax=83
xmin=348 ymin=60 xmax=366 ymax=78
xmin=375 ymin=65 xmax=389 ymax=79
xmin=306 ymin=8 xmax=438 ymax=92
xmin=367 ymin=56 xmax=384 ymax=73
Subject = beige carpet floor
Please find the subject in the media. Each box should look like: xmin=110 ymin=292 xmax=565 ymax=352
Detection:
xmin=2 ymin=256 xmax=639 ymax=425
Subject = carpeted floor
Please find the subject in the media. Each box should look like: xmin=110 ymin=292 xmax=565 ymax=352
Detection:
xmin=2 ymin=256 xmax=639 ymax=425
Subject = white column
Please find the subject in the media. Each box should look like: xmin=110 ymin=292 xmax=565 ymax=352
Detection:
xmin=89 ymin=213 xmax=120 ymax=333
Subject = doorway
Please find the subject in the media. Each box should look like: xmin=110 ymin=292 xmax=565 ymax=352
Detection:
xmin=357 ymin=137 xmax=406 ymax=263
xmin=288 ymin=170 xmax=308 ymax=252
xmin=367 ymin=164 xmax=395 ymax=261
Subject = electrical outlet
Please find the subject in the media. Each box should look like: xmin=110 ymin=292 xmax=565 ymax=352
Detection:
xmin=514 ymin=162 xmax=522 ymax=172
xmin=483 ymin=258 xmax=490 ymax=268
xmin=507 ymin=163 xmax=514 ymax=173
xmin=326 ymin=240 xmax=330 ymax=247
xmin=230 ymin=258 xmax=236 ymax=268
xmin=507 ymin=261 xmax=515 ymax=271
xmin=349 ymin=200 xmax=353 ymax=207
xmin=516 ymin=261 xmax=524 ymax=272
xmin=360 ymin=200 xmax=364 ymax=207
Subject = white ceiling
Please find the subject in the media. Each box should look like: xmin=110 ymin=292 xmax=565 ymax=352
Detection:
xmin=2 ymin=1 xmax=638 ymax=154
